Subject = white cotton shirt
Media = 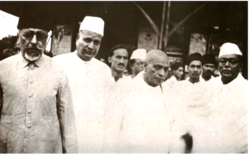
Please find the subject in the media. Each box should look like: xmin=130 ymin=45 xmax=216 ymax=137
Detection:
xmin=53 ymin=51 xmax=115 ymax=153
xmin=203 ymin=73 xmax=248 ymax=153
xmin=104 ymin=72 xmax=186 ymax=153
xmin=174 ymin=73 xmax=248 ymax=153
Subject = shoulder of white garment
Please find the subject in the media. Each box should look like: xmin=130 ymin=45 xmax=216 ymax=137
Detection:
xmin=0 ymin=53 xmax=20 ymax=76
xmin=52 ymin=52 xmax=77 ymax=67
xmin=92 ymin=58 xmax=115 ymax=84
xmin=92 ymin=58 xmax=112 ymax=72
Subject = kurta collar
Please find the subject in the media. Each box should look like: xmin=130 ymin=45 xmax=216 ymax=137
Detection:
xmin=185 ymin=76 xmax=205 ymax=84
xmin=73 ymin=50 xmax=94 ymax=65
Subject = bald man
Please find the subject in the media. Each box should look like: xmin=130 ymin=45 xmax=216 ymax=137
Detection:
xmin=104 ymin=50 xmax=188 ymax=153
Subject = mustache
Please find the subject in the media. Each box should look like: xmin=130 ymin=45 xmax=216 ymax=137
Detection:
xmin=25 ymin=46 xmax=43 ymax=51
xmin=118 ymin=63 xmax=125 ymax=66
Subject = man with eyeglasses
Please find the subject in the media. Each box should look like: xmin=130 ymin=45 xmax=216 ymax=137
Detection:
xmin=217 ymin=42 xmax=247 ymax=85
xmin=187 ymin=43 xmax=248 ymax=153
xmin=54 ymin=16 xmax=114 ymax=153
xmin=0 ymin=11 xmax=77 ymax=153
xmin=207 ymin=42 xmax=248 ymax=152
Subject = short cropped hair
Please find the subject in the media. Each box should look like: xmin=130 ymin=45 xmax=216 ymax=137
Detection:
xmin=108 ymin=44 xmax=128 ymax=57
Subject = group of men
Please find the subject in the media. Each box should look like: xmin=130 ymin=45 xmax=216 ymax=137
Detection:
xmin=0 ymin=14 xmax=248 ymax=153
xmin=107 ymin=45 xmax=147 ymax=82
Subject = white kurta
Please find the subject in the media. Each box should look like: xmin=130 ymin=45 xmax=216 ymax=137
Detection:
xmin=163 ymin=75 xmax=178 ymax=92
xmin=53 ymin=51 xmax=115 ymax=153
xmin=104 ymin=72 xmax=186 ymax=153
xmin=172 ymin=73 xmax=248 ymax=153
xmin=166 ymin=75 xmax=215 ymax=152
xmin=205 ymin=73 xmax=248 ymax=153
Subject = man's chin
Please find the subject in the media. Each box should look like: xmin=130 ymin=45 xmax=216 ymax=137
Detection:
xmin=24 ymin=52 xmax=42 ymax=61
xmin=81 ymin=54 xmax=95 ymax=61
xmin=222 ymin=73 xmax=232 ymax=77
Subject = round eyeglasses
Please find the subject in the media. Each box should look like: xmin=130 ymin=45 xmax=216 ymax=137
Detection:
xmin=21 ymin=30 xmax=48 ymax=41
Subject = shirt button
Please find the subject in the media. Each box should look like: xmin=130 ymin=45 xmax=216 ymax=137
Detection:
xmin=27 ymin=110 xmax=32 ymax=114
xmin=27 ymin=124 xmax=32 ymax=128
xmin=29 ymin=80 xmax=33 ymax=84
xmin=28 ymin=94 xmax=33 ymax=98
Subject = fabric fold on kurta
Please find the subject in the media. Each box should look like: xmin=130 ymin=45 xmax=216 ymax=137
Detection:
xmin=54 ymin=51 xmax=115 ymax=153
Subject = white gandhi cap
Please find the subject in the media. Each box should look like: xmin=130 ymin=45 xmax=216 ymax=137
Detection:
xmin=219 ymin=42 xmax=242 ymax=58
xmin=79 ymin=16 xmax=104 ymax=36
xmin=130 ymin=49 xmax=147 ymax=60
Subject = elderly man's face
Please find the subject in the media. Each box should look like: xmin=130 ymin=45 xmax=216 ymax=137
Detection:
xmin=188 ymin=61 xmax=202 ymax=79
xmin=173 ymin=67 xmax=183 ymax=80
xmin=203 ymin=63 xmax=215 ymax=77
xmin=109 ymin=48 xmax=129 ymax=73
xmin=19 ymin=28 xmax=48 ymax=61
xmin=144 ymin=56 xmax=169 ymax=87
xmin=76 ymin=30 xmax=102 ymax=61
xmin=218 ymin=54 xmax=242 ymax=81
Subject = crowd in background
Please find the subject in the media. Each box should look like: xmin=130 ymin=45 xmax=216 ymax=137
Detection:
xmin=0 ymin=14 xmax=248 ymax=153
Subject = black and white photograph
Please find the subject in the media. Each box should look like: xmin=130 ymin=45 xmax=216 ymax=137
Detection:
xmin=0 ymin=1 xmax=248 ymax=153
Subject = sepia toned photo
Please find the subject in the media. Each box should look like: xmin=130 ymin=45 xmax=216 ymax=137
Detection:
xmin=0 ymin=1 xmax=248 ymax=153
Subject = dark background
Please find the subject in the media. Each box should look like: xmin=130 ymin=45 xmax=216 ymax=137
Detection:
xmin=0 ymin=1 xmax=248 ymax=78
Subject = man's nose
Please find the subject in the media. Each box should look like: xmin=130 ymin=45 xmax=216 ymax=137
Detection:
xmin=224 ymin=61 xmax=230 ymax=67
xmin=120 ymin=58 xmax=125 ymax=63
xmin=158 ymin=68 xmax=166 ymax=77
xmin=88 ymin=42 xmax=94 ymax=49
xmin=30 ymin=34 xmax=38 ymax=44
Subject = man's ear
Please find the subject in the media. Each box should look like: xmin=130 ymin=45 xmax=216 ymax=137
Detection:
xmin=239 ymin=62 xmax=243 ymax=72
xmin=108 ymin=57 xmax=112 ymax=64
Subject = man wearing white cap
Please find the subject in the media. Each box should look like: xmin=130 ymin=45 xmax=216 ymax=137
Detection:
xmin=183 ymin=42 xmax=248 ymax=153
xmin=205 ymin=42 xmax=248 ymax=153
xmin=53 ymin=16 xmax=115 ymax=153
xmin=129 ymin=48 xmax=147 ymax=78
xmin=216 ymin=42 xmax=247 ymax=85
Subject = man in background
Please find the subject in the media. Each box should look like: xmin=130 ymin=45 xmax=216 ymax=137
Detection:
xmin=201 ymin=54 xmax=217 ymax=82
xmin=129 ymin=48 xmax=147 ymax=78
xmin=184 ymin=53 xmax=204 ymax=84
xmin=108 ymin=44 xmax=129 ymax=82
xmin=163 ymin=62 xmax=183 ymax=90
